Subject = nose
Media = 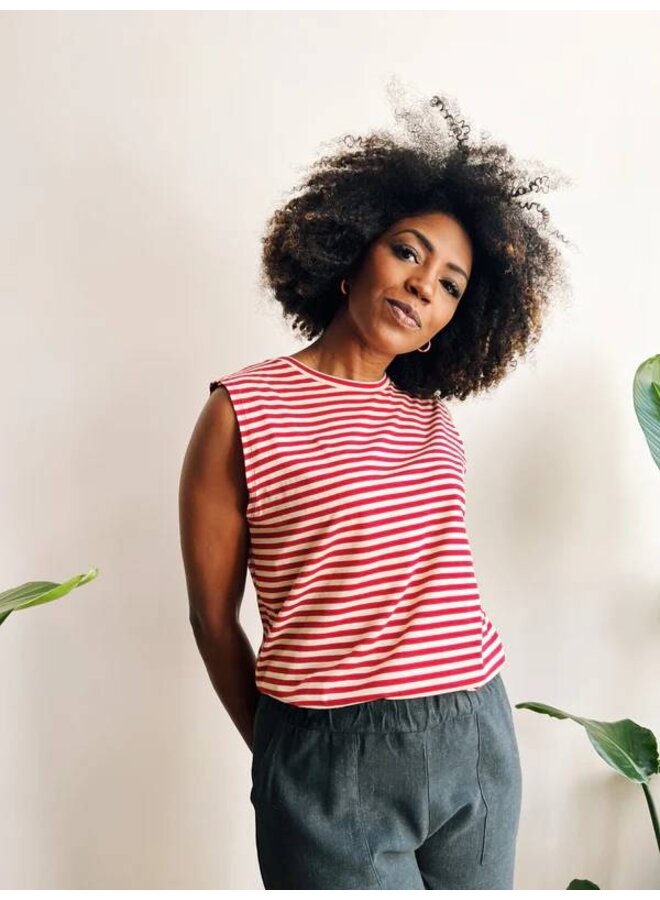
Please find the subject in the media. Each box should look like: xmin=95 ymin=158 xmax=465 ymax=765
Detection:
xmin=406 ymin=275 xmax=433 ymax=304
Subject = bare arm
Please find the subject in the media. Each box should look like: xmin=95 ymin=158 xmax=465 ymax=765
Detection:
xmin=178 ymin=384 xmax=259 ymax=752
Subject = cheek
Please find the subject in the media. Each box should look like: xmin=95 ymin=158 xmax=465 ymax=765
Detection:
xmin=428 ymin=304 xmax=457 ymax=332
xmin=359 ymin=249 xmax=400 ymax=290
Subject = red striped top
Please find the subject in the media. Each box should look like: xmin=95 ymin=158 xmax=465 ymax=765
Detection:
xmin=210 ymin=354 xmax=506 ymax=708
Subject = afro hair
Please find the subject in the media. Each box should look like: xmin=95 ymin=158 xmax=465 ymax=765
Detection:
xmin=259 ymin=78 xmax=574 ymax=400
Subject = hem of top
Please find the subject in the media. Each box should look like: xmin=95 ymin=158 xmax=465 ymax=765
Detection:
xmin=255 ymin=663 xmax=506 ymax=709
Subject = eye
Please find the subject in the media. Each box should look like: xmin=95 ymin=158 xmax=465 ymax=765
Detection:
xmin=392 ymin=242 xmax=418 ymax=263
xmin=392 ymin=243 xmax=462 ymax=299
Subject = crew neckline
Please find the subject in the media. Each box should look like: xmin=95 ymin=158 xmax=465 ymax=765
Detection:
xmin=281 ymin=355 xmax=391 ymax=391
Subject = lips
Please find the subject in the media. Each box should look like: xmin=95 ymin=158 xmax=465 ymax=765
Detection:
xmin=386 ymin=298 xmax=421 ymax=328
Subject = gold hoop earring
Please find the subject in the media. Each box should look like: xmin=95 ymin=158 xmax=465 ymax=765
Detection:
xmin=417 ymin=340 xmax=432 ymax=353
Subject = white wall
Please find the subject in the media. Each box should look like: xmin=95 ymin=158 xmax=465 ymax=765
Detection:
xmin=0 ymin=10 xmax=658 ymax=890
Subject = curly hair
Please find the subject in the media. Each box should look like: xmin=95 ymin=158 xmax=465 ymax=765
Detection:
xmin=259 ymin=79 xmax=574 ymax=401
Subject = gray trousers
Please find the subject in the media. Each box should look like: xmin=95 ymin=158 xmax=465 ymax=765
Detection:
xmin=250 ymin=672 xmax=522 ymax=889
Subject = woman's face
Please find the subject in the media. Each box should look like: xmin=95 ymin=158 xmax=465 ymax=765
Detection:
xmin=347 ymin=211 xmax=473 ymax=353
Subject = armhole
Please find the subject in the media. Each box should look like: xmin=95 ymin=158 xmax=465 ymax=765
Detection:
xmin=208 ymin=377 xmax=259 ymax=519
xmin=438 ymin=397 xmax=468 ymax=477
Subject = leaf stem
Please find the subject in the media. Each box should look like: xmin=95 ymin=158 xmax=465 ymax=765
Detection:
xmin=642 ymin=782 xmax=660 ymax=852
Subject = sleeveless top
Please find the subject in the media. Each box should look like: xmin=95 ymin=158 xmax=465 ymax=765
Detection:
xmin=209 ymin=354 xmax=506 ymax=708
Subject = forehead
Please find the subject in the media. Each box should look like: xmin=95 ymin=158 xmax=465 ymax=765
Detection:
xmin=386 ymin=211 xmax=466 ymax=237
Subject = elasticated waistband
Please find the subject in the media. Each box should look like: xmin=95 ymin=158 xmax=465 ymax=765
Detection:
xmin=255 ymin=673 xmax=503 ymax=734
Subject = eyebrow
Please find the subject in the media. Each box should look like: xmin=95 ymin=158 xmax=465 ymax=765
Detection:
xmin=392 ymin=228 xmax=469 ymax=283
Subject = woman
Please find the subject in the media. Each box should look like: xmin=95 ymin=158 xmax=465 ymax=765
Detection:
xmin=179 ymin=86 xmax=571 ymax=890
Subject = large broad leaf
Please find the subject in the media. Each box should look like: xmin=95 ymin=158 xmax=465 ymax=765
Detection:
xmin=516 ymin=702 xmax=659 ymax=784
xmin=632 ymin=354 xmax=660 ymax=470
xmin=567 ymin=878 xmax=600 ymax=889
xmin=0 ymin=568 xmax=99 ymax=627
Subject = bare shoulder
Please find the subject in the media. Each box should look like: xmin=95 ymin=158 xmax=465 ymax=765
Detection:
xmin=180 ymin=382 xmax=248 ymax=510
xmin=207 ymin=380 xmax=237 ymax=419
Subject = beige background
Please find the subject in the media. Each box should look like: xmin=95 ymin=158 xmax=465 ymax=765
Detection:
xmin=1 ymin=10 xmax=659 ymax=890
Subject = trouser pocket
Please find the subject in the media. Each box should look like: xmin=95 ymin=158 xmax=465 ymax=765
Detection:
xmin=474 ymin=678 xmax=523 ymax=866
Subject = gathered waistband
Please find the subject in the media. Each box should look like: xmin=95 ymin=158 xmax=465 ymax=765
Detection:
xmin=255 ymin=673 xmax=504 ymax=734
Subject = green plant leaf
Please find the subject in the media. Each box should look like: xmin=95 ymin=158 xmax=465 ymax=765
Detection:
xmin=0 ymin=568 xmax=99 ymax=627
xmin=633 ymin=354 xmax=660 ymax=470
xmin=516 ymin=702 xmax=659 ymax=784
xmin=567 ymin=878 xmax=600 ymax=889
